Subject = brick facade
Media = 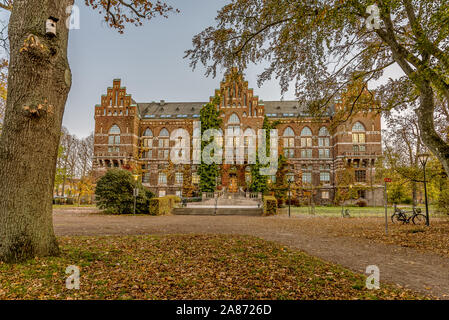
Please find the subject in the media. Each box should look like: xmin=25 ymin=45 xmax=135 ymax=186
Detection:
xmin=93 ymin=71 xmax=384 ymax=205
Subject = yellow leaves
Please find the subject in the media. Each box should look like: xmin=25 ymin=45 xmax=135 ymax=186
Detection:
xmin=0 ymin=235 xmax=427 ymax=300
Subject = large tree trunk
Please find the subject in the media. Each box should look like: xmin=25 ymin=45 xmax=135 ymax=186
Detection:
xmin=0 ymin=0 xmax=73 ymax=263
xmin=416 ymin=79 xmax=449 ymax=177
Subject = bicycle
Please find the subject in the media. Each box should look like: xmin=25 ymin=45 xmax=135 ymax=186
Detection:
xmin=391 ymin=207 xmax=427 ymax=225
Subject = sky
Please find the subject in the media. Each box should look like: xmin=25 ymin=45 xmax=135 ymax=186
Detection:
xmin=1 ymin=0 xmax=404 ymax=138
xmin=66 ymin=0 xmax=302 ymax=138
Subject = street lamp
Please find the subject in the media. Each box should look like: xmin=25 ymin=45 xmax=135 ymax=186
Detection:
xmin=418 ymin=153 xmax=430 ymax=226
xmin=132 ymin=174 xmax=139 ymax=215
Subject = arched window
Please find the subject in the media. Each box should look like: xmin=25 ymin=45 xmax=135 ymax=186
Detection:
xmin=108 ymin=125 xmax=121 ymax=153
xmin=109 ymin=125 xmax=121 ymax=135
xmin=319 ymin=127 xmax=329 ymax=136
xmin=143 ymin=128 xmax=153 ymax=137
xmin=283 ymin=127 xmax=295 ymax=158
xmin=228 ymin=113 xmax=240 ymax=124
xmin=352 ymin=122 xmax=366 ymax=153
xmin=242 ymin=112 xmax=247 ymax=117
xmin=318 ymin=127 xmax=330 ymax=158
xmin=158 ymin=128 xmax=170 ymax=159
xmin=283 ymin=127 xmax=295 ymax=137
xmin=352 ymin=122 xmax=366 ymax=132
xmin=142 ymin=128 xmax=153 ymax=158
xmin=159 ymin=128 xmax=169 ymax=137
xmin=243 ymin=128 xmax=256 ymax=163
xmin=300 ymin=127 xmax=312 ymax=136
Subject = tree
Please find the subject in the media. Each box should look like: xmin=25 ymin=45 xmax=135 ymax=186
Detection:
xmin=273 ymin=154 xmax=288 ymax=207
xmin=334 ymin=166 xmax=358 ymax=206
xmin=95 ymin=169 xmax=154 ymax=215
xmin=0 ymin=58 xmax=7 ymax=133
xmin=0 ymin=1 xmax=177 ymax=262
xmin=198 ymin=96 xmax=222 ymax=192
xmin=76 ymin=175 xmax=95 ymax=205
xmin=384 ymin=111 xmax=426 ymax=206
xmin=185 ymin=0 xmax=449 ymax=177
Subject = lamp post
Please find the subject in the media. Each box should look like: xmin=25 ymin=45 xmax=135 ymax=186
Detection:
xmin=132 ymin=174 xmax=139 ymax=215
xmin=418 ymin=153 xmax=430 ymax=226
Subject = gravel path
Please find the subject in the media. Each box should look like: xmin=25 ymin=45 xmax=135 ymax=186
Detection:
xmin=53 ymin=208 xmax=449 ymax=299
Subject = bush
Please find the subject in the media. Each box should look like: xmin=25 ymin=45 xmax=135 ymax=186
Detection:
xmin=263 ymin=196 xmax=278 ymax=216
xmin=356 ymin=200 xmax=368 ymax=207
xmin=165 ymin=195 xmax=181 ymax=208
xmin=95 ymin=169 xmax=154 ymax=214
xmin=149 ymin=196 xmax=181 ymax=216
xmin=149 ymin=197 xmax=171 ymax=216
xmin=437 ymin=189 xmax=449 ymax=215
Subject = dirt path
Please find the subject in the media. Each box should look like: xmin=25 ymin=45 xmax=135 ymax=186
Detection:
xmin=53 ymin=208 xmax=449 ymax=299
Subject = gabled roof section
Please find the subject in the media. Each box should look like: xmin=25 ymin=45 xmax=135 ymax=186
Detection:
xmin=138 ymin=102 xmax=207 ymax=119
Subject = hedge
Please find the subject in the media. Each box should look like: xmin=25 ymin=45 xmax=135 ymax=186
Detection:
xmin=263 ymin=196 xmax=278 ymax=216
xmin=165 ymin=195 xmax=181 ymax=208
xmin=149 ymin=196 xmax=181 ymax=216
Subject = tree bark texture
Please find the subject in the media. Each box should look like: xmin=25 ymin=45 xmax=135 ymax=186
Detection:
xmin=0 ymin=0 xmax=74 ymax=262
xmin=416 ymin=79 xmax=449 ymax=176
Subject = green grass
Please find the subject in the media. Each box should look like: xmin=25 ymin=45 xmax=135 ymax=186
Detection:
xmin=0 ymin=235 xmax=427 ymax=300
xmin=53 ymin=204 xmax=97 ymax=209
xmin=281 ymin=205 xmax=441 ymax=218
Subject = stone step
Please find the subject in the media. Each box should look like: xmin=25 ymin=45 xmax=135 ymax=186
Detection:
xmin=173 ymin=207 xmax=263 ymax=216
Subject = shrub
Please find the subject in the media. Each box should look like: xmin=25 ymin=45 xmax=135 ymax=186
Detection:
xmin=149 ymin=196 xmax=181 ymax=216
xmin=437 ymin=189 xmax=449 ymax=215
xmin=149 ymin=197 xmax=171 ymax=216
xmin=356 ymin=200 xmax=368 ymax=207
xmin=165 ymin=195 xmax=181 ymax=208
xmin=95 ymin=169 xmax=154 ymax=214
xmin=263 ymin=196 xmax=278 ymax=216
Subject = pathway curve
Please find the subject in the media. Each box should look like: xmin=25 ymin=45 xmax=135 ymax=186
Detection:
xmin=53 ymin=208 xmax=449 ymax=299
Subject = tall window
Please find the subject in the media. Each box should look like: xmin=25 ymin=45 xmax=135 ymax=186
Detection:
xmin=302 ymin=172 xmax=312 ymax=184
xmin=227 ymin=114 xmax=241 ymax=161
xmin=158 ymin=172 xmax=167 ymax=185
xmin=318 ymin=126 xmax=330 ymax=159
xmin=175 ymin=172 xmax=183 ymax=184
xmin=283 ymin=127 xmax=295 ymax=158
xmin=320 ymin=172 xmax=330 ymax=184
xmin=108 ymin=125 xmax=121 ymax=153
xmin=352 ymin=122 xmax=366 ymax=152
xmin=142 ymin=128 xmax=153 ymax=159
xmin=158 ymin=128 xmax=170 ymax=159
xmin=300 ymin=127 xmax=313 ymax=159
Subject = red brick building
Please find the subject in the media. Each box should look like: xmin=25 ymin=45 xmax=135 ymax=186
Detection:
xmin=93 ymin=71 xmax=383 ymax=204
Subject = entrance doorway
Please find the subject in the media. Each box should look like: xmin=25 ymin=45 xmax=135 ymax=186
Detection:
xmin=229 ymin=174 xmax=238 ymax=193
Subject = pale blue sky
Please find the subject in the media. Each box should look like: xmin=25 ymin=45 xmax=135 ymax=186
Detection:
xmin=1 ymin=0 xmax=402 ymax=138
xmin=66 ymin=0 xmax=301 ymax=138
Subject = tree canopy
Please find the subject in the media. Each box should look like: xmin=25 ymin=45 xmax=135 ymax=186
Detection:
xmin=185 ymin=0 xmax=449 ymax=175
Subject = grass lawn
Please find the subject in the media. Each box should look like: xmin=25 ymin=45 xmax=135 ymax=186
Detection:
xmin=0 ymin=235 xmax=426 ymax=300
xmin=53 ymin=204 xmax=97 ymax=209
xmin=283 ymin=205 xmax=442 ymax=218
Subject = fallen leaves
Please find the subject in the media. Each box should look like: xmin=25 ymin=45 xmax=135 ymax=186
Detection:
xmin=0 ymin=235 xmax=428 ymax=300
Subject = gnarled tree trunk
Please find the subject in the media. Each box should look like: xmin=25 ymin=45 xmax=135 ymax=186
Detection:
xmin=415 ymin=79 xmax=449 ymax=177
xmin=0 ymin=0 xmax=74 ymax=263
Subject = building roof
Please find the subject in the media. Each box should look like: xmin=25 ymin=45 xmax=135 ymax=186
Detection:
xmin=137 ymin=100 xmax=334 ymax=119
xmin=138 ymin=102 xmax=206 ymax=119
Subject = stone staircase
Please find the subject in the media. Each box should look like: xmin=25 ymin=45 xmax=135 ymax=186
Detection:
xmin=173 ymin=207 xmax=263 ymax=216
xmin=173 ymin=192 xmax=263 ymax=216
